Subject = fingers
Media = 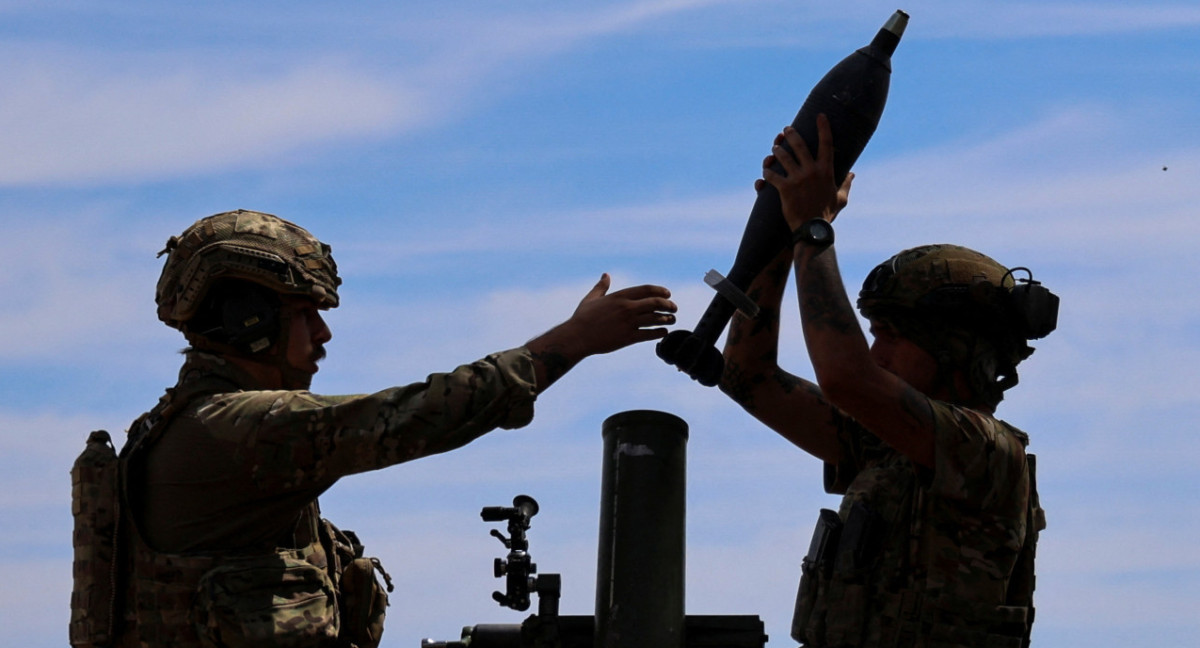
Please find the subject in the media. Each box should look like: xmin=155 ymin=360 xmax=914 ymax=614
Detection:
xmin=761 ymin=157 xmax=784 ymax=190
xmin=600 ymin=282 xmax=678 ymax=330
xmin=762 ymin=126 xmax=811 ymax=190
xmin=765 ymin=116 xmax=834 ymax=176
xmin=633 ymin=304 xmax=677 ymax=326
xmin=608 ymin=283 xmax=674 ymax=304
xmin=815 ymin=113 xmax=833 ymax=166
xmin=782 ymin=126 xmax=813 ymax=167
xmin=841 ymin=171 xmax=856 ymax=191
xmin=629 ymin=326 xmax=670 ymax=343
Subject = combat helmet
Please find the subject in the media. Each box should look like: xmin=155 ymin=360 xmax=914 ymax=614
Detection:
xmin=857 ymin=244 xmax=1058 ymax=407
xmin=155 ymin=210 xmax=341 ymax=347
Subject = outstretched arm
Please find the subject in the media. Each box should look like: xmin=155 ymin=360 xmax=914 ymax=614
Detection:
xmin=525 ymin=273 xmax=677 ymax=392
xmin=763 ymin=115 xmax=935 ymax=468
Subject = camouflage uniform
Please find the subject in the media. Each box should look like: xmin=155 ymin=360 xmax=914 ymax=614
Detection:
xmin=792 ymin=399 xmax=1041 ymax=648
xmin=75 ymin=209 xmax=547 ymax=647
xmin=116 ymin=347 xmax=538 ymax=647
xmin=132 ymin=348 xmax=536 ymax=552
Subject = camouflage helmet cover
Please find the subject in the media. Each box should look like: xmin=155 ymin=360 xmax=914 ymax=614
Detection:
xmin=857 ymin=244 xmax=1017 ymax=320
xmin=156 ymin=209 xmax=341 ymax=330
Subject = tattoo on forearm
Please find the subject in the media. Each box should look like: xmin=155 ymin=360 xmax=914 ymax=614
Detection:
xmin=721 ymin=359 xmax=761 ymax=412
xmin=771 ymin=367 xmax=803 ymax=394
xmin=750 ymin=305 xmax=779 ymax=337
xmin=773 ymin=368 xmax=828 ymax=405
xmin=728 ymin=302 xmax=779 ymax=350
xmin=799 ymin=272 xmax=858 ymax=335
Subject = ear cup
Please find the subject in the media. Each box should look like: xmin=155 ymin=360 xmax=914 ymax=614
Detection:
xmin=218 ymin=283 xmax=281 ymax=353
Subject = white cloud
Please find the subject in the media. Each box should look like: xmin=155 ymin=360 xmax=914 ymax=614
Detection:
xmin=0 ymin=1 xmax=745 ymax=188
xmin=4 ymin=1 xmax=1195 ymax=187
xmin=0 ymin=51 xmax=411 ymax=186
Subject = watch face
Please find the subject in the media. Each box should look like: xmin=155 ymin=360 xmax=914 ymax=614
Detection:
xmin=793 ymin=219 xmax=835 ymax=247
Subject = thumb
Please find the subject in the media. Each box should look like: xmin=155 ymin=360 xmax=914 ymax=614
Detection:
xmin=584 ymin=273 xmax=611 ymax=301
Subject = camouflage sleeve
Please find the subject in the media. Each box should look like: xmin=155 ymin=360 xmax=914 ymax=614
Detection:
xmin=926 ymin=401 xmax=1028 ymax=511
xmin=198 ymin=347 xmax=538 ymax=493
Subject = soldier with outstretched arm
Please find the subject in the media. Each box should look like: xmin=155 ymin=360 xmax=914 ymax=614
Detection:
xmin=721 ymin=115 xmax=1055 ymax=647
xmin=70 ymin=210 xmax=677 ymax=648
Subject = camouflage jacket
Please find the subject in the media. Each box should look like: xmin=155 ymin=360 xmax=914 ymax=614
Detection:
xmin=133 ymin=348 xmax=538 ymax=552
xmin=117 ymin=347 xmax=539 ymax=646
xmin=795 ymin=399 xmax=1042 ymax=648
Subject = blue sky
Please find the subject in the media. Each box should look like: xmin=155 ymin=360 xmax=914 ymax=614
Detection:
xmin=3 ymin=1 xmax=1199 ymax=646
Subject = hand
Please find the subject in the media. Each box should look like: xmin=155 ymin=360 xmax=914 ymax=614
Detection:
xmin=759 ymin=114 xmax=854 ymax=232
xmin=564 ymin=273 xmax=677 ymax=356
xmin=526 ymin=274 xmax=676 ymax=390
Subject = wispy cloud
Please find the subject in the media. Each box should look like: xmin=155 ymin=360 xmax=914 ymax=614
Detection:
xmin=0 ymin=51 xmax=409 ymax=186
xmin=0 ymin=0 xmax=740 ymax=187
xmin=337 ymin=103 xmax=1200 ymax=272
xmin=5 ymin=1 xmax=1195 ymax=187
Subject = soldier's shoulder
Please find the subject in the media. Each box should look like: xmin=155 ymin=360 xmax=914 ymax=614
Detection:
xmin=189 ymin=388 xmax=330 ymax=424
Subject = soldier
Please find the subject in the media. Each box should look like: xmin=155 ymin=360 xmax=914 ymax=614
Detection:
xmin=720 ymin=115 xmax=1055 ymax=647
xmin=82 ymin=209 xmax=676 ymax=648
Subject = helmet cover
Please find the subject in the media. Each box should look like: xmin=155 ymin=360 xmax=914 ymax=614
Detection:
xmin=155 ymin=209 xmax=341 ymax=330
xmin=857 ymin=244 xmax=1015 ymax=321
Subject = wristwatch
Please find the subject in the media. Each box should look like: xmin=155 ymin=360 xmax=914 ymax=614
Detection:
xmin=792 ymin=218 xmax=835 ymax=247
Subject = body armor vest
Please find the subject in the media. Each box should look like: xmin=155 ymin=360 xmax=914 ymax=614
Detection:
xmin=792 ymin=434 xmax=1043 ymax=648
xmin=71 ymin=380 xmax=390 ymax=648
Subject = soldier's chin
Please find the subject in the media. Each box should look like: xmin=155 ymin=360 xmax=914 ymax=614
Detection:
xmin=282 ymin=361 xmax=319 ymax=390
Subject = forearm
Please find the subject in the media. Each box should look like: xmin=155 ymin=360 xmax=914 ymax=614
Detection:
xmin=793 ymin=243 xmax=876 ymax=398
xmin=525 ymin=325 xmax=585 ymax=393
xmin=721 ymin=247 xmax=792 ymax=407
xmin=721 ymin=247 xmax=844 ymax=462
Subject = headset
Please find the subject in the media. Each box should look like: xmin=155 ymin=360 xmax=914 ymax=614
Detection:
xmin=909 ymin=267 xmax=1059 ymax=343
xmin=189 ymin=280 xmax=282 ymax=354
xmin=1005 ymin=268 xmax=1059 ymax=340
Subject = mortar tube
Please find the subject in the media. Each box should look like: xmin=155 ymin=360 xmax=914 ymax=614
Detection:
xmin=595 ymin=410 xmax=688 ymax=648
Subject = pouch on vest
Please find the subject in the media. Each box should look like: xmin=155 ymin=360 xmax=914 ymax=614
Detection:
xmin=791 ymin=508 xmax=841 ymax=643
xmin=821 ymin=501 xmax=883 ymax=647
xmin=339 ymin=557 xmax=392 ymax=648
xmin=194 ymin=547 xmax=340 ymax=648
xmin=323 ymin=524 xmax=393 ymax=648
xmin=70 ymin=430 xmax=121 ymax=648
